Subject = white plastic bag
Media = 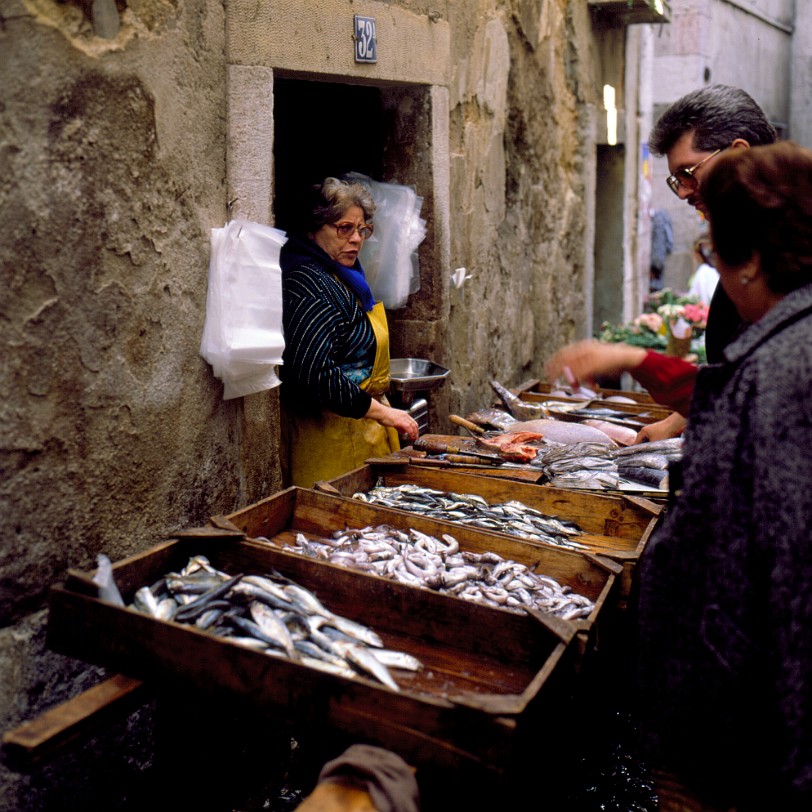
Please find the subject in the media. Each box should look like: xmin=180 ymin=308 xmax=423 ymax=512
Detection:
xmin=200 ymin=220 xmax=287 ymax=399
xmin=346 ymin=172 xmax=426 ymax=310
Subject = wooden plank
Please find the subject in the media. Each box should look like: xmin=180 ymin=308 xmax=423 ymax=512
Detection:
xmin=515 ymin=378 xmax=657 ymax=405
xmin=519 ymin=391 xmax=672 ymax=421
xmin=1 ymin=675 xmax=149 ymax=771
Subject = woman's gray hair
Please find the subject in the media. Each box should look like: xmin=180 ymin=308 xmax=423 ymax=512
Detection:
xmin=306 ymin=177 xmax=376 ymax=231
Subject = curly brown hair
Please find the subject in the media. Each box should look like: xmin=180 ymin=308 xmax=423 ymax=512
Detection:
xmin=703 ymin=142 xmax=812 ymax=294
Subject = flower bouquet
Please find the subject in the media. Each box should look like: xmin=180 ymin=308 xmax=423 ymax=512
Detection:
xmin=597 ymin=289 xmax=709 ymax=362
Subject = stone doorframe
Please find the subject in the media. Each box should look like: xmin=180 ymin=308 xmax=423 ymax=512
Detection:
xmin=223 ymin=1 xmax=452 ymax=496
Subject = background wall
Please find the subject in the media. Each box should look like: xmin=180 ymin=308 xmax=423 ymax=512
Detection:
xmin=647 ymin=0 xmax=797 ymax=293
xmin=446 ymin=0 xmax=606 ymax=415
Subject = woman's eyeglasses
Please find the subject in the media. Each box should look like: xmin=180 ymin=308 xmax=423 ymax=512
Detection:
xmin=666 ymin=148 xmax=724 ymax=195
xmin=331 ymin=222 xmax=374 ymax=239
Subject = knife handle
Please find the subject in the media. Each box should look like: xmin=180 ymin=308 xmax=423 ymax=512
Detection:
xmin=414 ymin=438 xmax=455 ymax=455
xmin=446 ymin=454 xmax=489 ymax=465
xmin=449 ymin=414 xmax=486 ymax=435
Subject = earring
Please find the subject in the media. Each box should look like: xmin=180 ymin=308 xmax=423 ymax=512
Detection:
xmin=741 ymin=276 xmax=751 ymax=286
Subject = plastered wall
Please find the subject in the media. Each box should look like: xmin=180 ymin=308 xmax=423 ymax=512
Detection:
xmin=0 ymin=1 xmax=611 ymax=805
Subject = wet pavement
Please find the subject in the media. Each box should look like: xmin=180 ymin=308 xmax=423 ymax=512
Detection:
xmin=252 ymin=645 xmax=659 ymax=812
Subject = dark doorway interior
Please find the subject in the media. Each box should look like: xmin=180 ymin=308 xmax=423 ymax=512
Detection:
xmin=273 ymin=78 xmax=384 ymax=231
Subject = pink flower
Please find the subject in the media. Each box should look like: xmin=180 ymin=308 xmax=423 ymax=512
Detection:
xmin=634 ymin=312 xmax=663 ymax=333
xmin=682 ymin=303 xmax=709 ymax=328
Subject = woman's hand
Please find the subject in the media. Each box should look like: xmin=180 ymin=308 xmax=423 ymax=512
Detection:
xmin=545 ymin=340 xmax=647 ymax=390
xmin=365 ymin=399 xmax=419 ymax=442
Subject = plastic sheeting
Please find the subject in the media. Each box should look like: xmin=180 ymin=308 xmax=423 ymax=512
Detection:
xmin=200 ymin=220 xmax=287 ymax=400
xmin=348 ymin=173 xmax=427 ymax=310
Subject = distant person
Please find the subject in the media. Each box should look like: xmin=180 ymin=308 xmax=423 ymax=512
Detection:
xmin=687 ymin=235 xmax=719 ymax=306
xmin=649 ymin=208 xmax=674 ymax=292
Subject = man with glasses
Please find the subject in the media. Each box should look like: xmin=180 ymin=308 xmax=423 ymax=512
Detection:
xmin=650 ymin=84 xmax=777 ymax=363
xmin=607 ymin=86 xmax=779 ymax=443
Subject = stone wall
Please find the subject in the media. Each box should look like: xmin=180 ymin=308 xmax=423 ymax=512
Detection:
xmin=0 ymin=2 xmax=245 ymax=806
xmin=0 ymin=1 xmax=609 ymax=806
xmin=447 ymin=1 xmax=605 ymax=414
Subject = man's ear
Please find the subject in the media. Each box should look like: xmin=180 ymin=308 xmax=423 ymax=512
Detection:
xmin=730 ymin=138 xmax=750 ymax=151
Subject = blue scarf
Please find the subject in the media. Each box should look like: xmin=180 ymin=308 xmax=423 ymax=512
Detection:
xmin=281 ymin=234 xmax=376 ymax=312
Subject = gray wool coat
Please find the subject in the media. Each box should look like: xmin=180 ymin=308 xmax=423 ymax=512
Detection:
xmin=636 ymin=282 xmax=812 ymax=809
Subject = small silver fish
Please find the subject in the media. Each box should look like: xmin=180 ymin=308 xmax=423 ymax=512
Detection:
xmin=132 ymin=586 xmax=161 ymax=617
xmin=340 ymin=642 xmax=400 ymax=691
xmin=249 ymin=601 xmax=296 ymax=657
xmin=324 ymin=614 xmax=384 ymax=649
xmin=370 ymin=649 xmax=424 ymax=671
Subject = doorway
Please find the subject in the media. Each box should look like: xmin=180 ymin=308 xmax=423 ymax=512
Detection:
xmin=592 ymin=143 xmax=626 ymax=329
xmin=273 ymin=79 xmax=385 ymax=231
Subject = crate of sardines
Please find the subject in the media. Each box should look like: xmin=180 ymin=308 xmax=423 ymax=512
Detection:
xmin=223 ymin=487 xmax=619 ymax=657
xmin=46 ymin=495 xmax=594 ymax=784
xmin=319 ymin=463 xmax=661 ymax=602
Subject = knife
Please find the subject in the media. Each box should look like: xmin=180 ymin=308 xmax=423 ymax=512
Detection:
xmin=413 ymin=437 xmax=503 ymax=463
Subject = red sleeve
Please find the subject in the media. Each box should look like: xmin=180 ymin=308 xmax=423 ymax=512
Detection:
xmin=631 ymin=350 xmax=697 ymax=416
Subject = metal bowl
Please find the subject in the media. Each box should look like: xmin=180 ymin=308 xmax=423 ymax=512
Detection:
xmin=389 ymin=358 xmax=450 ymax=393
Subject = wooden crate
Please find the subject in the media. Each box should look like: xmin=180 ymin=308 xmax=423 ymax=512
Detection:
xmin=319 ymin=464 xmax=661 ymax=600
xmin=224 ymin=487 xmax=620 ymax=662
xmin=516 ymin=391 xmax=673 ymax=423
xmin=387 ymin=443 xmax=546 ymax=483
xmin=47 ymin=515 xmax=585 ymax=782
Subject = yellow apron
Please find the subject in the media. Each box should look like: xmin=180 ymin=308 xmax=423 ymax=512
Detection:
xmin=284 ymin=300 xmax=400 ymax=488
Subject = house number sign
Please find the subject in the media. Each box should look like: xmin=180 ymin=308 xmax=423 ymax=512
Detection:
xmin=354 ymin=15 xmax=377 ymax=63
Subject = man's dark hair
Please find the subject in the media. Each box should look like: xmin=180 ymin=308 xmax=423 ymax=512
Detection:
xmin=649 ymin=84 xmax=777 ymax=156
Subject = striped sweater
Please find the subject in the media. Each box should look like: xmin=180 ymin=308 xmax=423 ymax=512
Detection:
xmin=280 ymin=235 xmax=375 ymax=418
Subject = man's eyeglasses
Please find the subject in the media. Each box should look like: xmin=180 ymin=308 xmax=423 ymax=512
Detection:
xmin=666 ymin=148 xmax=723 ymax=195
xmin=331 ymin=221 xmax=374 ymax=240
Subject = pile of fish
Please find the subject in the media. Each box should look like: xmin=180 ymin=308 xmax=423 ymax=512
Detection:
xmin=486 ymin=380 xmax=663 ymax=448
xmin=129 ymin=555 xmax=420 ymax=691
xmin=612 ymin=439 xmax=683 ymax=489
xmin=352 ymin=483 xmax=587 ymax=551
xmin=277 ymin=523 xmax=595 ymax=621
xmin=538 ymin=438 xmax=683 ymax=490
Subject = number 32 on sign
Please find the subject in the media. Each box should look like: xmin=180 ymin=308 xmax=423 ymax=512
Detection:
xmin=354 ymin=15 xmax=377 ymax=63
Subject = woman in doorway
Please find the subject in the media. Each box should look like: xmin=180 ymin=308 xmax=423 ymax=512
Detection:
xmin=280 ymin=177 xmax=418 ymax=488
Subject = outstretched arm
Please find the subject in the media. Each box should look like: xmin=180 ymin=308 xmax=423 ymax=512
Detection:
xmin=545 ymin=340 xmax=697 ymax=417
